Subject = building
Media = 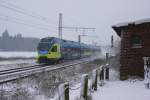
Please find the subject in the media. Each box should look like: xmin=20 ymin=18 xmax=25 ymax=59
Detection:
xmin=112 ymin=18 xmax=150 ymax=80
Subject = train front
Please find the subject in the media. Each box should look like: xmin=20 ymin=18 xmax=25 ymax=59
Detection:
xmin=37 ymin=37 xmax=61 ymax=63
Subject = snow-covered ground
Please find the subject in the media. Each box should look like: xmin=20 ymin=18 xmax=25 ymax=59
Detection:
xmin=92 ymin=80 xmax=150 ymax=100
xmin=49 ymin=80 xmax=150 ymax=100
xmin=0 ymin=51 xmax=37 ymax=58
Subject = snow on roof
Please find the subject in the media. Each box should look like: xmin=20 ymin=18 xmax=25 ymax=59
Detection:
xmin=113 ymin=18 xmax=150 ymax=28
xmin=114 ymin=22 xmax=129 ymax=28
xmin=112 ymin=18 xmax=150 ymax=36
xmin=135 ymin=18 xmax=150 ymax=25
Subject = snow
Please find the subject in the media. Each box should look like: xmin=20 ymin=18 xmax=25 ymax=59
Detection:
xmin=0 ymin=59 xmax=35 ymax=65
xmin=0 ymin=51 xmax=37 ymax=58
xmin=69 ymin=84 xmax=81 ymax=100
xmin=135 ymin=18 xmax=150 ymax=25
xmin=92 ymin=80 xmax=150 ymax=100
xmin=113 ymin=18 xmax=150 ymax=28
xmin=51 ymin=79 xmax=150 ymax=100
xmin=58 ymin=83 xmax=66 ymax=100
xmin=0 ymin=58 xmax=36 ymax=71
xmin=114 ymin=22 xmax=129 ymax=27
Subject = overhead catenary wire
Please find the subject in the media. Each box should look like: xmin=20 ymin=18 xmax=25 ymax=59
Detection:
xmin=0 ymin=1 xmax=57 ymax=26
xmin=63 ymin=15 xmax=85 ymax=27
xmin=0 ymin=0 xmax=97 ymax=40
xmin=0 ymin=1 xmax=77 ymax=36
xmin=0 ymin=16 xmax=57 ymax=33
xmin=0 ymin=14 xmax=57 ymax=29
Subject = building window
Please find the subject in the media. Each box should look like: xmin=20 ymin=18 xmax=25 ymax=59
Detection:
xmin=131 ymin=35 xmax=142 ymax=48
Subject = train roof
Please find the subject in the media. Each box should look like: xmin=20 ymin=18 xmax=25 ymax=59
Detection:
xmin=40 ymin=37 xmax=100 ymax=49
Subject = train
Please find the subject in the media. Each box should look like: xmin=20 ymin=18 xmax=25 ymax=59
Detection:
xmin=37 ymin=37 xmax=101 ymax=63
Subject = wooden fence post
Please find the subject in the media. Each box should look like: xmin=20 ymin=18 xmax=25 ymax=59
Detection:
xmin=92 ymin=69 xmax=98 ymax=91
xmin=106 ymin=68 xmax=109 ymax=80
xmin=58 ymin=82 xmax=69 ymax=100
xmin=99 ymin=66 xmax=104 ymax=86
xmin=80 ymin=74 xmax=88 ymax=100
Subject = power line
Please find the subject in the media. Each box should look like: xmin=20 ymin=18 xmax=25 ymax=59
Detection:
xmin=0 ymin=16 xmax=57 ymax=33
xmin=58 ymin=13 xmax=62 ymax=39
xmin=0 ymin=1 xmax=57 ymax=26
xmin=62 ymin=26 xmax=96 ymax=30
xmin=0 ymin=4 xmax=41 ymax=20
xmin=62 ymin=26 xmax=95 ymax=35
xmin=64 ymin=15 xmax=84 ymax=27
xmin=0 ymin=1 xmax=97 ymax=39
xmin=0 ymin=14 xmax=57 ymax=29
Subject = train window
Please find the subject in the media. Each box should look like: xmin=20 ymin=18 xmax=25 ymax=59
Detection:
xmin=38 ymin=43 xmax=49 ymax=50
xmin=51 ymin=46 xmax=57 ymax=52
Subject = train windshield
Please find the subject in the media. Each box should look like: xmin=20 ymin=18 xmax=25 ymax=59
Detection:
xmin=37 ymin=43 xmax=51 ymax=51
xmin=38 ymin=37 xmax=53 ymax=51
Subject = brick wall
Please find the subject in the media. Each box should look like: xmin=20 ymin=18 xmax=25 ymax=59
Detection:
xmin=120 ymin=24 xmax=150 ymax=80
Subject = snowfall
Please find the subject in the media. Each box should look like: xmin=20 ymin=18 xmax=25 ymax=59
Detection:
xmin=0 ymin=51 xmax=150 ymax=100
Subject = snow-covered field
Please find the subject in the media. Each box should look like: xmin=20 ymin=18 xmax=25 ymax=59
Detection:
xmin=0 ymin=51 xmax=37 ymax=70
xmin=0 ymin=51 xmax=37 ymax=58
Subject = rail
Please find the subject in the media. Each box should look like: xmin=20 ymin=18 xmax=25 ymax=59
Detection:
xmin=0 ymin=57 xmax=97 ymax=84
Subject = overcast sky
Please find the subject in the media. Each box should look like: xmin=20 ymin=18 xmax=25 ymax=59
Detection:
xmin=0 ymin=0 xmax=150 ymax=45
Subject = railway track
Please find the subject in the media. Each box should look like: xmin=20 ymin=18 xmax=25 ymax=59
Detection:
xmin=0 ymin=57 xmax=96 ymax=84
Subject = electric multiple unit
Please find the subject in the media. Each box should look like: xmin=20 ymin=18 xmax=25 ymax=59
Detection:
xmin=37 ymin=37 xmax=100 ymax=63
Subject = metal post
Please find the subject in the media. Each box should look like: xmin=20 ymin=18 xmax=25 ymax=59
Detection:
xmin=78 ymin=35 xmax=81 ymax=57
xmin=58 ymin=13 xmax=62 ymax=39
xmin=99 ymin=67 xmax=104 ymax=86
xmin=106 ymin=67 xmax=109 ymax=80
xmin=111 ymin=35 xmax=114 ymax=48
xmin=106 ymin=53 xmax=109 ymax=62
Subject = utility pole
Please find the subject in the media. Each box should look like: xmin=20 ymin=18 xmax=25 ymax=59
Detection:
xmin=58 ymin=13 xmax=95 ymax=40
xmin=78 ymin=35 xmax=81 ymax=43
xmin=58 ymin=13 xmax=62 ymax=39
xmin=78 ymin=34 xmax=88 ymax=57
xmin=111 ymin=35 xmax=114 ymax=48
xmin=78 ymin=35 xmax=81 ymax=57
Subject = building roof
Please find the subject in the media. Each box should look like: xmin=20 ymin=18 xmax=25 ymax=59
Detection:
xmin=112 ymin=18 xmax=150 ymax=36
